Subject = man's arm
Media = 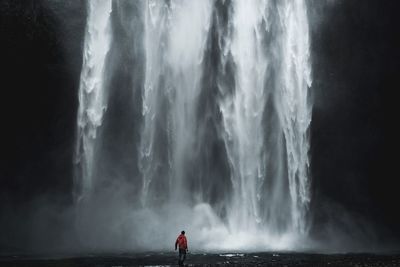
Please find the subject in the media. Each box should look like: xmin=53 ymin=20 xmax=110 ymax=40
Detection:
xmin=175 ymin=238 xmax=178 ymax=250
xmin=184 ymin=236 xmax=188 ymax=251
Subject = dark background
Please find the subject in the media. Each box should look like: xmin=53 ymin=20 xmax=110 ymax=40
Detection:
xmin=308 ymin=0 xmax=399 ymax=248
xmin=0 ymin=0 xmax=399 ymax=252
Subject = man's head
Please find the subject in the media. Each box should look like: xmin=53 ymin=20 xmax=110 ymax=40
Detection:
xmin=181 ymin=230 xmax=185 ymax=235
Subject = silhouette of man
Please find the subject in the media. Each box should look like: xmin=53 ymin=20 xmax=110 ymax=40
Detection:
xmin=175 ymin=230 xmax=188 ymax=266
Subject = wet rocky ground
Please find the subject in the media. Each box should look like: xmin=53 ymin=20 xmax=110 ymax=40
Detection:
xmin=1 ymin=252 xmax=400 ymax=267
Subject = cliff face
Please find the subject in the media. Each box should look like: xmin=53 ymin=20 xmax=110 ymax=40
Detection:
xmin=309 ymin=0 xmax=399 ymax=246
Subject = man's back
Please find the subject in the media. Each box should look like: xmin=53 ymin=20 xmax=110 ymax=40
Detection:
xmin=175 ymin=233 xmax=188 ymax=250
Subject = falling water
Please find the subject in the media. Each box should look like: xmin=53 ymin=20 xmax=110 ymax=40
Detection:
xmin=277 ymin=0 xmax=312 ymax=234
xmin=218 ymin=0 xmax=269 ymax=233
xmin=74 ymin=0 xmax=112 ymax=202
xmin=218 ymin=0 xmax=312 ymax=238
xmin=74 ymin=0 xmax=312 ymax=251
xmin=140 ymin=0 xmax=212 ymax=206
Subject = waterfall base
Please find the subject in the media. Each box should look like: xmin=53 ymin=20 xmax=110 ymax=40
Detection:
xmin=74 ymin=201 xmax=310 ymax=252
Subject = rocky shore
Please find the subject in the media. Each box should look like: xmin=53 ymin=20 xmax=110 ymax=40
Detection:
xmin=1 ymin=252 xmax=400 ymax=267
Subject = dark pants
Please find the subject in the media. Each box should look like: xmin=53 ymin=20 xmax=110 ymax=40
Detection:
xmin=178 ymin=248 xmax=186 ymax=266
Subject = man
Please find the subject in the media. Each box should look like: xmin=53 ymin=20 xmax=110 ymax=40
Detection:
xmin=175 ymin=230 xmax=188 ymax=266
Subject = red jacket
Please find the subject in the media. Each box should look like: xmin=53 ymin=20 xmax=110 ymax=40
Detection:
xmin=175 ymin=234 xmax=188 ymax=250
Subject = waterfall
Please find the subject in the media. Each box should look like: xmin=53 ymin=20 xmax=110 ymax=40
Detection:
xmin=277 ymin=0 xmax=312 ymax=234
xmin=74 ymin=0 xmax=312 ymax=251
xmin=218 ymin=0 xmax=269 ymax=233
xmin=218 ymin=0 xmax=312 ymax=237
xmin=74 ymin=0 xmax=112 ymax=202
xmin=140 ymin=0 xmax=213 ymax=206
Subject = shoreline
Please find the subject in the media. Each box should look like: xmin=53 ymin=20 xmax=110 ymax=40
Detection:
xmin=1 ymin=252 xmax=400 ymax=267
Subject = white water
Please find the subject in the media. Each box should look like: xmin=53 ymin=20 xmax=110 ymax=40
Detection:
xmin=74 ymin=0 xmax=313 ymax=251
xmin=276 ymin=0 xmax=312 ymax=234
xmin=215 ymin=0 xmax=312 ymax=245
xmin=74 ymin=0 xmax=112 ymax=202
xmin=140 ymin=0 xmax=213 ymax=205
xmin=219 ymin=0 xmax=269 ymax=232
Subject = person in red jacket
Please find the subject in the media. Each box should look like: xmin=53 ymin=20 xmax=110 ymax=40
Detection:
xmin=175 ymin=230 xmax=188 ymax=266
